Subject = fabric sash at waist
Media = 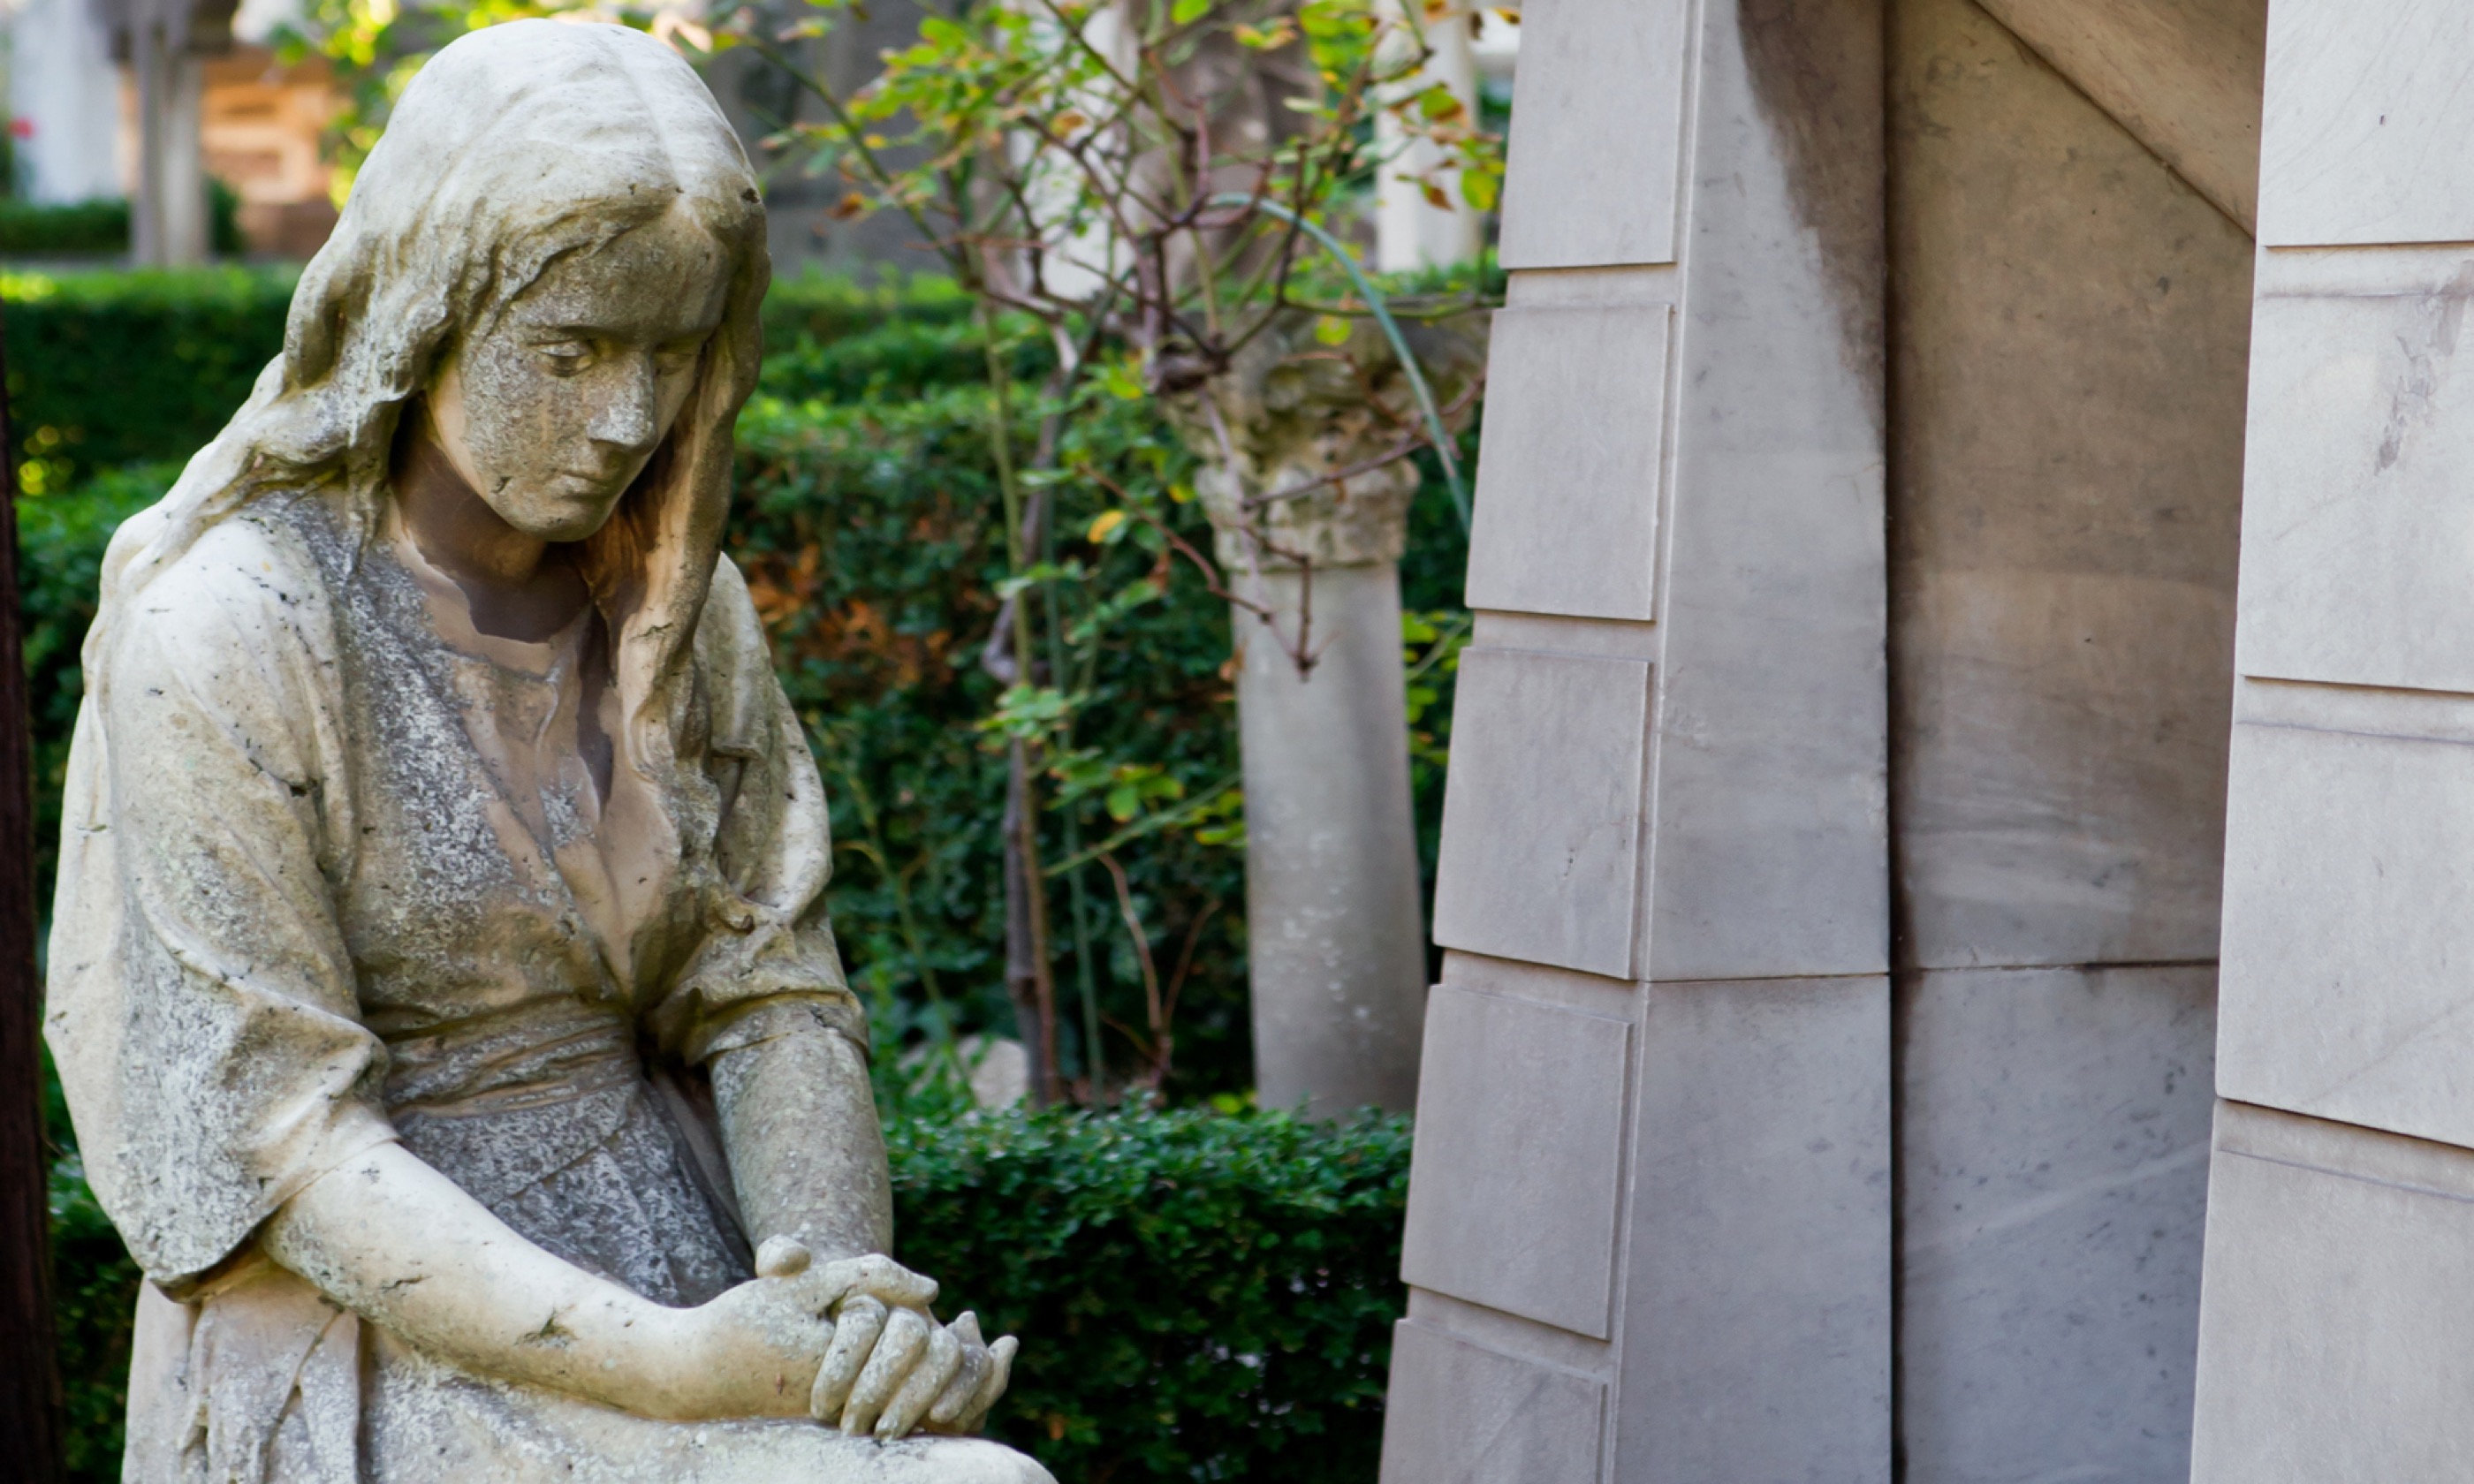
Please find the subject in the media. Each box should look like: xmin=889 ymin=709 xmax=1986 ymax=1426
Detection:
xmin=381 ymin=998 xmax=643 ymax=1207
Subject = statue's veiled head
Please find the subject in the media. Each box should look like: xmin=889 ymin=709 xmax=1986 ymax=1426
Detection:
xmin=97 ymin=19 xmax=770 ymax=791
xmin=309 ymin=19 xmax=767 ymax=543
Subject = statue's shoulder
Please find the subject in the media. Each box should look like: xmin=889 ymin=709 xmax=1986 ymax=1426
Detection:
xmin=110 ymin=494 xmax=341 ymax=668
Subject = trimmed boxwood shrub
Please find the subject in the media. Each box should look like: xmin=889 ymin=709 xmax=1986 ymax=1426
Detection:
xmin=0 ymin=188 xmax=245 ymax=261
xmin=0 ymin=200 xmax=129 ymax=257
xmin=3 ymin=267 xmax=296 ymax=493
xmin=895 ymin=1107 xmax=1411 ymax=1481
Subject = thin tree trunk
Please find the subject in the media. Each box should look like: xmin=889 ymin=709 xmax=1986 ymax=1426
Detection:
xmin=1006 ymin=740 xmax=1064 ymax=1108
xmin=981 ymin=307 xmax=1066 ymax=1108
xmin=999 ymin=753 xmax=1056 ymax=1106
xmin=0 ymin=301 xmax=65 ymax=1480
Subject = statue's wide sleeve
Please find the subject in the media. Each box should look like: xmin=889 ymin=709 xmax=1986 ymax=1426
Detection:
xmin=44 ymin=525 xmax=394 ymax=1291
xmin=653 ymin=555 xmax=865 ymax=1064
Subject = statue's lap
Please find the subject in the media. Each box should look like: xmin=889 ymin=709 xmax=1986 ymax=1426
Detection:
xmin=361 ymin=1328 xmax=1057 ymax=1484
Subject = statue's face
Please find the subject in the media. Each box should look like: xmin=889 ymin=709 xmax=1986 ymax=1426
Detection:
xmin=428 ymin=203 xmax=732 ymax=542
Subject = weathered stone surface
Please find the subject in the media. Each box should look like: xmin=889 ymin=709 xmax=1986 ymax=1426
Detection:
xmin=1614 ymin=976 xmax=1892 ymax=1484
xmin=1233 ymin=564 xmax=1428 ymax=1119
xmin=2216 ymin=691 xmax=2474 ymax=1149
xmin=2197 ymin=17 xmax=2474 ymax=1477
xmin=1378 ymin=1321 xmax=1605 ymax=1484
xmin=1889 ymin=0 xmax=2251 ymax=973
xmin=1645 ymin=0 xmax=1889 ymax=988
xmin=1496 ymin=0 xmax=1689 ymax=269
xmin=1464 ymin=302 xmax=1668 ymax=623
xmin=1169 ymin=308 xmax=1487 ymax=572
xmin=1400 ymin=985 xmax=1629 ymax=1338
xmin=2232 ymin=246 xmax=2474 ymax=694
xmin=1390 ymin=1 xmax=1891 ymax=1477
xmin=2191 ymin=1101 xmax=2474 ymax=1483
xmin=1899 ymin=965 xmax=2215 ymax=1484
xmin=1157 ymin=308 xmax=1482 ymax=1119
xmin=1976 ymin=0 xmax=2267 ymax=231
xmin=2256 ymin=0 xmax=2474 ymax=246
xmin=1431 ymin=647 xmax=1651 ymax=980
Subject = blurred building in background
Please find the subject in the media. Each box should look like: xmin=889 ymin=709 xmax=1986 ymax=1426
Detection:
xmin=1 ymin=0 xmax=337 ymax=259
xmin=197 ymin=43 xmax=337 ymax=257
xmin=3 ymin=1 xmax=1513 ymax=269
xmin=3 ymin=0 xmax=123 ymax=204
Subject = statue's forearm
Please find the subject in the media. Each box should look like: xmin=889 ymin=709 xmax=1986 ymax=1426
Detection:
xmin=262 ymin=1143 xmax=695 ymax=1410
xmin=710 ymin=1019 xmax=893 ymax=1261
xmin=266 ymin=1140 xmax=917 ymax=1424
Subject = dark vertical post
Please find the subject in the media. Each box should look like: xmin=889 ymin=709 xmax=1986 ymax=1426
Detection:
xmin=0 ymin=304 xmax=65 ymax=1478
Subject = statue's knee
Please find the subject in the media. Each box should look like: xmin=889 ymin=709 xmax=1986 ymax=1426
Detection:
xmin=934 ymin=1440 xmax=1057 ymax=1484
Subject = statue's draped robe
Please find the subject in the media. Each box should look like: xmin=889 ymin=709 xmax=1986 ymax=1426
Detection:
xmin=44 ymin=491 xmax=1008 ymax=1482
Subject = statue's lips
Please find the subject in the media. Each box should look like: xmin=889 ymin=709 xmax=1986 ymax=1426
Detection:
xmin=549 ymin=468 xmax=627 ymax=497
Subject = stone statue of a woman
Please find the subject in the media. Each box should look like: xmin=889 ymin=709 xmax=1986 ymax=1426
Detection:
xmin=43 ymin=21 xmax=1051 ymax=1482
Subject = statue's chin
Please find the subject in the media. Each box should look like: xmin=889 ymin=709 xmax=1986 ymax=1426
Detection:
xmin=493 ymin=485 xmax=627 ymax=544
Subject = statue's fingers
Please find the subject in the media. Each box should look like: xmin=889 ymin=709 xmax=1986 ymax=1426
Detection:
xmin=877 ymin=1320 xmax=964 ymax=1439
xmin=955 ymin=1334 xmax=1018 ymax=1435
xmin=755 ymin=1236 xmax=812 ymax=1279
xmin=927 ymin=1312 xmax=990 ymax=1429
xmin=810 ymin=1296 xmax=885 ymax=1422
xmin=839 ymin=1306 xmax=932 ymax=1436
xmin=831 ymin=1253 xmax=939 ymax=1312
xmin=927 ymin=1343 xmax=990 ymax=1430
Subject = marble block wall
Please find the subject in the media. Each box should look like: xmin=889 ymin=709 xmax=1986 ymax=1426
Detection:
xmin=2192 ymin=0 xmax=2474 ymax=1473
xmin=1385 ymin=0 xmax=2274 ymax=1478
xmin=1382 ymin=0 xmax=1892 ymax=1480
xmin=1887 ymin=0 xmax=2254 ymax=1479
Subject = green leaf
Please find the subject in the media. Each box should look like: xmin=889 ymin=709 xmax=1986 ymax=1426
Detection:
xmin=1102 ymin=360 xmax=1147 ymax=400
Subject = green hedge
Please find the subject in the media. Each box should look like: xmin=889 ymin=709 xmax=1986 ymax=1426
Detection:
xmin=3 ymin=267 xmax=296 ymax=493
xmin=730 ymin=381 xmax=1267 ymax=1090
xmin=0 ymin=189 xmax=244 ymax=261
xmin=0 ymin=201 xmax=128 ymax=257
xmin=894 ymin=1107 xmax=1408 ymax=1479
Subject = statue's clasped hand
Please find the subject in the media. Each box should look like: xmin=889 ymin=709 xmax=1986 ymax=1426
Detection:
xmin=750 ymin=1236 xmax=1018 ymax=1441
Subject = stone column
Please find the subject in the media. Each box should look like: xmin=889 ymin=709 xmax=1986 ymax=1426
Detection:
xmin=1232 ymin=564 xmax=1426 ymax=1117
xmin=2192 ymin=3 xmax=2474 ymax=1476
xmin=1378 ymin=0 xmax=1890 ymax=1477
xmin=123 ymin=0 xmax=218 ymax=267
xmin=1186 ymin=310 xmax=1484 ymax=1119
